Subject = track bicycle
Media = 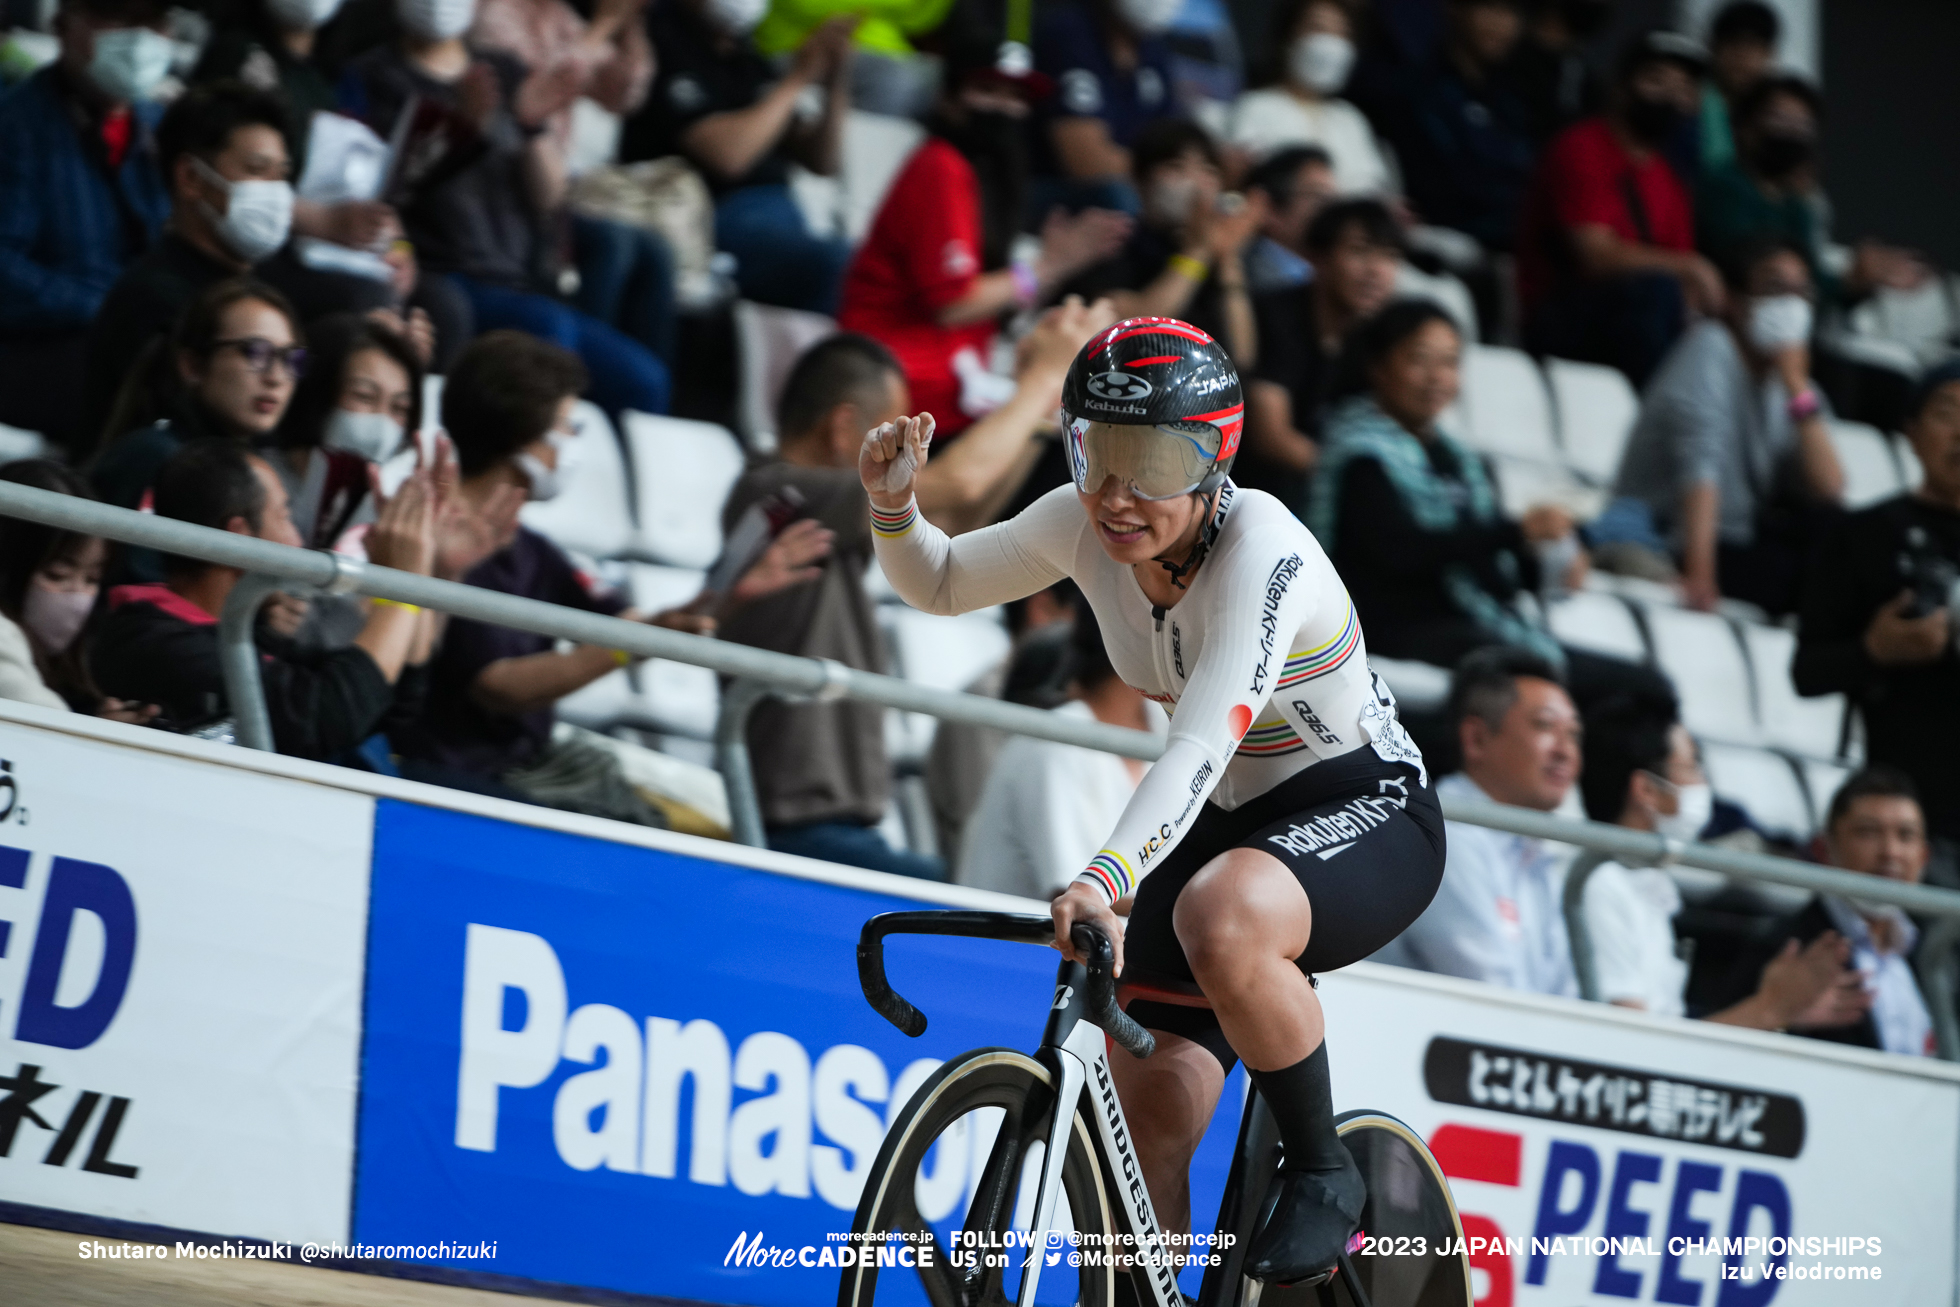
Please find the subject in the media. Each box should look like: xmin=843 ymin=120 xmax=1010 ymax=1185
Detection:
xmin=839 ymin=910 xmax=1472 ymax=1307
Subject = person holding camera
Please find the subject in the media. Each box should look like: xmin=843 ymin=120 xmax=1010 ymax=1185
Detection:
xmin=1795 ymin=359 xmax=1960 ymax=851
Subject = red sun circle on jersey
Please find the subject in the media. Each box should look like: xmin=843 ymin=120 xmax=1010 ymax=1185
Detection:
xmin=1228 ymin=704 xmax=1253 ymax=740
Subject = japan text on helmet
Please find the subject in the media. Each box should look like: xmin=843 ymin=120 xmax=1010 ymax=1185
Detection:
xmin=1060 ymin=317 xmax=1244 ymax=500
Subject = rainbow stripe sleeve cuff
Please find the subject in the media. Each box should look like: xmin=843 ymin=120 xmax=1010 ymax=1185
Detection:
xmin=1079 ymin=850 xmax=1134 ymax=904
xmin=869 ymin=501 xmax=919 ymax=537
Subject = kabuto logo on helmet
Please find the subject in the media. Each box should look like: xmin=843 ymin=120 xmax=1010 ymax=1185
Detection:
xmin=1086 ymin=371 xmax=1153 ymax=401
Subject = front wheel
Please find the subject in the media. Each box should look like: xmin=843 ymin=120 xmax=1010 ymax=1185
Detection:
xmin=839 ymin=1048 xmax=1118 ymax=1307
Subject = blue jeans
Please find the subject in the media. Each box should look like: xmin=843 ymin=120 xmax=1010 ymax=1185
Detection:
xmin=713 ymin=183 xmax=851 ymax=315
xmin=767 ymin=819 xmax=946 ymax=881
xmin=449 ymin=276 xmax=671 ymax=419
xmin=572 ymin=214 xmax=677 ymax=364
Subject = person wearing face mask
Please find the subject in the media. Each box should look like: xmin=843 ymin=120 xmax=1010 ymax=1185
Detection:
xmin=616 ymin=0 xmax=856 ymax=313
xmin=94 ymin=279 xmax=309 ymax=588
xmin=0 ymin=0 xmax=172 ymax=457
xmin=1501 ymin=0 xmax=1612 ymax=145
xmin=394 ymin=331 xmax=829 ymax=820
xmin=1030 ymin=0 xmax=1183 ymax=214
xmin=1575 ymin=687 xmax=1869 ymax=1031
xmin=839 ymin=32 xmax=1129 ymax=441
xmin=265 ymin=312 xmax=424 ymax=554
xmin=1693 ymin=768 xmax=1937 ymax=1057
xmin=91 ymin=436 xmax=459 ymax=762
xmin=1058 ymin=119 xmax=1265 ymax=366
xmin=1613 ymin=236 xmax=1844 ymax=614
xmin=0 ymin=460 xmax=159 ymax=724
xmin=1226 ymin=0 xmax=1392 ymax=199
xmin=79 ymin=81 xmax=304 ymax=452
xmin=1517 ymin=29 xmax=1721 ymax=387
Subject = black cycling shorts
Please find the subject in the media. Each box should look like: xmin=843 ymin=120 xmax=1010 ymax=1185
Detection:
xmin=1121 ymin=748 xmax=1445 ymax=1073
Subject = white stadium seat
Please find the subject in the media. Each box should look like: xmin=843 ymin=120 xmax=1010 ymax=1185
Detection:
xmin=1545 ymin=591 xmax=1647 ymax=661
xmin=1455 ymin=345 xmax=1560 ymax=462
xmin=1738 ymin=624 xmax=1847 ymax=759
xmin=840 ymin=111 xmax=928 ymax=243
xmin=519 ymin=401 xmax=637 ymax=560
xmin=1702 ymin=742 xmax=1813 ymax=840
xmin=1545 ymin=358 xmax=1638 ymax=484
xmin=1485 ymin=455 xmax=1607 ymax=520
xmin=1896 ymin=434 xmax=1924 ymax=492
xmin=1369 ymin=656 xmax=1452 ymax=713
xmin=733 ymin=300 xmax=836 ymax=454
xmin=1642 ymin=605 xmax=1758 ymax=745
xmin=1394 ymin=263 xmax=1479 ymax=340
xmin=621 ymin=413 xmax=747 ymax=569
xmin=1827 ymin=419 xmax=1905 ymax=510
xmin=1799 ymin=758 xmax=1854 ymax=830
xmin=880 ymin=607 xmax=1012 ymax=760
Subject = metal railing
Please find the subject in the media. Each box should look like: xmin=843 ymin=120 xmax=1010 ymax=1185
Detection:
xmin=4 ymin=477 xmax=1959 ymax=1058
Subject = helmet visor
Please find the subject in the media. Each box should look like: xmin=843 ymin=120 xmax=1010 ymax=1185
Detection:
xmin=1065 ymin=419 xmax=1223 ymax=500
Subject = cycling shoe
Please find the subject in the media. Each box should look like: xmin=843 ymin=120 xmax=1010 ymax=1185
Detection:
xmin=1243 ymin=1153 xmax=1367 ymax=1285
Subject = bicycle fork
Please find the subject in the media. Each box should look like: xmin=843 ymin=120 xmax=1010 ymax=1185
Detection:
xmin=1026 ymin=960 xmax=1186 ymax=1307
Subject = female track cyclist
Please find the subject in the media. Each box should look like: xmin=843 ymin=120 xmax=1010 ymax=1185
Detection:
xmin=862 ymin=316 xmax=1447 ymax=1285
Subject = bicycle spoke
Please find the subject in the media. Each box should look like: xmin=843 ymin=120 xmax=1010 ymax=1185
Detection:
xmin=893 ymin=1189 xmax=966 ymax=1307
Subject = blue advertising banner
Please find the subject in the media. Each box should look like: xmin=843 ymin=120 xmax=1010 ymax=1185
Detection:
xmin=355 ymin=799 xmax=1242 ymax=1305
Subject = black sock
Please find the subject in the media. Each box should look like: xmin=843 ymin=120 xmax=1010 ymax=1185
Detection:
xmin=1246 ymin=1044 xmax=1349 ymax=1175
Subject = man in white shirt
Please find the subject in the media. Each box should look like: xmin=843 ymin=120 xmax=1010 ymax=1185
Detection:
xmin=958 ymin=604 xmax=1163 ymax=899
xmin=1372 ymin=646 xmax=1579 ymax=995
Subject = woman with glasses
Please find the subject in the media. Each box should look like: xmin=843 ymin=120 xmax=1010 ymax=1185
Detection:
xmin=866 ymin=317 xmax=1446 ymax=1287
xmin=93 ymin=278 xmax=308 ymax=584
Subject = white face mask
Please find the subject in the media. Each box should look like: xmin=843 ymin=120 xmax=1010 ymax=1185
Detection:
xmin=320 ymin=408 xmax=405 ymax=463
xmin=22 ymin=581 xmax=96 ymax=655
xmin=1747 ymin=293 xmax=1813 ymax=352
xmin=1116 ymin=0 xmax=1183 ymax=34
xmin=1145 ymin=175 xmax=1202 ymax=227
xmin=397 ymin=0 xmax=476 ymax=41
xmin=705 ymin=0 xmax=767 ymax=36
xmin=87 ymin=26 xmax=176 ymax=103
xmin=1652 ymin=780 xmax=1713 ymax=844
xmin=193 ymin=158 xmax=294 ymax=264
xmin=1288 ymin=32 xmax=1354 ymax=95
xmin=514 ymin=427 xmax=575 ymax=502
xmin=266 ymin=0 xmax=347 ymax=31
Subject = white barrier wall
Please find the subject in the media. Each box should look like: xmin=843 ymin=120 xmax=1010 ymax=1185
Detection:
xmin=0 ymin=699 xmax=1954 ymax=1306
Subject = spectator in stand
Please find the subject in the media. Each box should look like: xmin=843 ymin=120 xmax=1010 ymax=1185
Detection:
xmin=94 ymin=279 xmax=307 ymax=584
xmin=1697 ymin=74 xmax=1927 ymax=310
xmin=1796 ymin=360 xmax=1960 ymax=851
xmin=342 ymin=0 xmax=671 ymax=418
xmin=1614 ymin=235 xmax=1844 ymax=615
xmin=1698 ymin=0 xmax=1778 ymax=173
xmin=719 ymin=304 xmax=1114 ymax=874
xmin=0 ymin=0 xmax=171 ymax=455
xmin=1501 ymin=0 xmax=1610 ymax=146
xmin=472 ymin=0 xmax=681 ymax=367
xmin=1242 ymin=196 xmax=1399 ymax=507
xmin=1693 ymin=768 xmax=1936 ymax=1058
xmin=1058 ymin=119 xmax=1265 ymax=365
xmin=838 ymin=33 xmax=1129 ymax=441
xmin=81 ymin=82 xmax=300 ymax=452
xmin=263 ymin=311 xmax=421 ymax=552
xmin=92 ymin=437 xmax=447 ymax=759
xmin=1031 ymin=0 xmax=1181 ymax=215
xmin=1307 ymin=301 xmax=1664 ymax=708
xmin=1575 ymin=686 xmax=1866 ymax=1030
xmin=394 ymin=331 xmax=824 ymax=820
xmin=619 ymin=0 xmax=854 ymax=313
xmin=1239 ymin=145 xmax=1337 ymax=294
xmin=1393 ymin=0 xmax=1536 ymax=251
xmin=958 ymin=602 xmax=1161 ymax=899
xmin=1225 ymin=0 xmax=1392 ymax=197
xmin=1517 ymin=30 xmax=1720 ymax=386
xmin=0 ymin=460 xmax=157 ymax=722
xmin=1370 ymin=646 xmax=1580 ymax=995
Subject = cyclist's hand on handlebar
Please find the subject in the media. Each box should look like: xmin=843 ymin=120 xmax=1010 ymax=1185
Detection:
xmin=859 ymin=412 xmax=935 ymax=511
xmin=1051 ymin=882 xmax=1125 ymax=976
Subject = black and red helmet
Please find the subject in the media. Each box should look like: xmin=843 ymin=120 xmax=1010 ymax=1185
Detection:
xmin=1060 ymin=317 xmax=1244 ymax=498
